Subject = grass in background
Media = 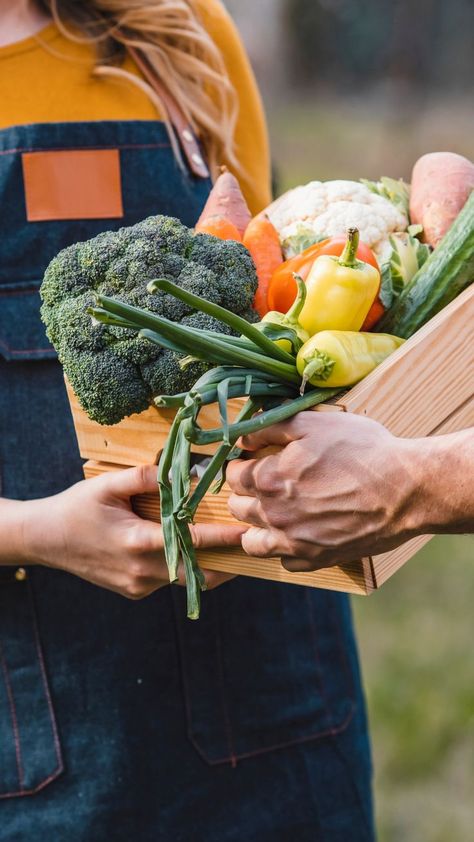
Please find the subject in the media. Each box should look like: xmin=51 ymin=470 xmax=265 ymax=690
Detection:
xmin=354 ymin=536 xmax=474 ymax=842
xmin=267 ymin=98 xmax=474 ymax=841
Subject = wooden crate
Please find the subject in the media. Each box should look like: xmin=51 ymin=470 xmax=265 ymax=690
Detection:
xmin=65 ymin=380 xmax=246 ymax=464
xmin=71 ymin=285 xmax=474 ymax=595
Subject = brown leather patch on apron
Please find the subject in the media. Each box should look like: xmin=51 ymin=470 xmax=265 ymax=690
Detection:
xmin=22 ymin=149 xmax=124 ymax=222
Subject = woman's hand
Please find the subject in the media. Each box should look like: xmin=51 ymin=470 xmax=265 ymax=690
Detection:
xmin=15 ymin=466 xmax=245 ymax=598
xmin=226 ymin=412 xmax=474 ymax=570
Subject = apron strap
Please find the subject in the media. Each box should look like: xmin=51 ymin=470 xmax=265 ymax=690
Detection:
xmin=128 ymin=46 xmax=210 ymax=180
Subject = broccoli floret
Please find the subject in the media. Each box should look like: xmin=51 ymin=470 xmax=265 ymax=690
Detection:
xmin=188 ymin=234 xmax=257 ymax=312
xmin=42 ymin=292 xmax=106 ymax=355
xmin=238 ymin=306 xmax=261 ymax=325
xmin=41 ymin=246 xmax=89 ymax=307
xmin=181 ymin=312 xmax=235 ymax=336
xmin=139 ymin=313 xmax=235 ymax=398
xmin=140 ymin=350 xmax=208 ymax=400
xmin=40 ymin=215 xmax=259 ymax=425
xmin=63 ymin=348 xmax=151 ymax=426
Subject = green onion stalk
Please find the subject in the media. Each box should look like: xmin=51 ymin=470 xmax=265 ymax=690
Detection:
xmin=91 ymin=283 xmax=340 ymax=619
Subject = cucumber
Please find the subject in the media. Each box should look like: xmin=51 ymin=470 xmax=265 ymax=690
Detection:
xmin=377 ymin=190 xmax=474 ymax=339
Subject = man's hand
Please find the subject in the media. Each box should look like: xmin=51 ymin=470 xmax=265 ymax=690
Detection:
xmin=226 ymin=412 xmax=474 ymax=571
xmin=7 ymin=466 xmax=245 ymax=598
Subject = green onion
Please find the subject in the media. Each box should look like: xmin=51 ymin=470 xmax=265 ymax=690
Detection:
xmin=147 ymin=279 xmax=296 ymax=365
xmin=157 ymin=405 xmax=187 ymax=582
xmin=180 ymin=397 xmax=259 ymax=521
xmin=94 ymin=295 xmax=300 ymax=385
xmin=189 ymin=387 xmax=340 ymax=446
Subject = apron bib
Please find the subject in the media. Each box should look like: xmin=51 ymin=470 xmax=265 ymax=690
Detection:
xmin=0 ymin=119 xmax=372 ymax=841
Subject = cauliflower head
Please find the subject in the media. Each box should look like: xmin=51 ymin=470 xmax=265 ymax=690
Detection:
xmin=267 ymin=180 xmax=408 ymax=264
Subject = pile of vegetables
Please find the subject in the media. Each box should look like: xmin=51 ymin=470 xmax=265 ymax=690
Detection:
xmin=265 ymin=152 xmax=474 ymax=328
xmin=41 ymin=151 xmax=474 ymax=619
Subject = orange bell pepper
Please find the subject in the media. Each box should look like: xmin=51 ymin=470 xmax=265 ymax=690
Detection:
xmin=267 ymin=236 xmax=383 ymax=328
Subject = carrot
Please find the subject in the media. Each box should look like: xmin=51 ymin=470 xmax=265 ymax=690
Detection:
xmin=361 ymin=297 xmax=385 ymax=331
xmin=195 ymin=166 xmax=251 ymax=236
xmin=410 ymin=152 xmax=474 ymax=248
xmin=195 ymin=216 xmax=242 ymax=242
xmin=243 ymin=215 xmax=283 ymax=318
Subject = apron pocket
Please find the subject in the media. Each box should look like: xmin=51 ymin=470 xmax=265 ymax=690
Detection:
xmin=172 ymin=579 xmax=356 ymax=766
xmin=0 ymin=575 xmax=63 ymax=798
xmin=0 ymin=281 xmax=56 ymax=361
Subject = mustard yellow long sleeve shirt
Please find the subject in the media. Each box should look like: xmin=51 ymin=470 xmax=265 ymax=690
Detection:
xmin=0 ymin=0 xmax=271 ymax=214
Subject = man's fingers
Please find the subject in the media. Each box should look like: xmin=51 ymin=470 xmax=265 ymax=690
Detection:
xmin=241 ymin=530 xmax=341 ymax=570
xmin=241 ymin=527 xmax=282 ymax=558
xmin=281 ymin=548 xmax=354 ymax=572
xmin=226 ymin=455 xmax=282 ymax=497
xmin=227 ymin=493 xmax=268 ymax=528
xmin=188 ymin=522 xmax=247 ymax=549
xmin=226 ymin=457 xmax=259 ymax=496
xmin=237 ymin=416 xmax=308 ymax=453
xmin=281 ymin=556 xmax=322 ymax=572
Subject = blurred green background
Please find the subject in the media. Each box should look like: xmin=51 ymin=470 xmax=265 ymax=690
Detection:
xmin=224 ymin=2 xmax=474 ymax=839
xmin=353 ymin=536 xmax=474 ymax=842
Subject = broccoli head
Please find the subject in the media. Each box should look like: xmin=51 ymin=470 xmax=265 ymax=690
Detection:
xmin=40 ymin=215 xmax=258 ymax=425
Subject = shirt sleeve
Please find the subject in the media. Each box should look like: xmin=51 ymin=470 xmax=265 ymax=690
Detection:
xmin=197 ymin=0 xmax=272 ymax=215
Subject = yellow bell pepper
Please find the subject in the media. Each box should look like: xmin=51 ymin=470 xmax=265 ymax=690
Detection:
xmin=298 ymin=228 xmax=380 ymax=335
xmin=297 ymin=330 xmax=405 ymax=390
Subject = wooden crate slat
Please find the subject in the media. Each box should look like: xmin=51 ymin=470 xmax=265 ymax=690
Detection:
xmin=193 ymin=549 xmax=373 ymax=594
xmin=431 ymin=395 xmax=474 ymax=436
xmin=336 ymin=286 xmax=474 ymax=436
xmin=83 ymin=460 xmax=373 ymax=594
xmin=66 ymin=378 xmax=246 ymax=465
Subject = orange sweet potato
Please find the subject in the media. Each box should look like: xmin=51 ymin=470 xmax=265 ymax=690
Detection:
xmin=410 ymin=152 xmax=474 ymax=247
xmin=194 ymin=216 xmax=242 ymax=242
xmin=195 ymin=166 xmax=251 ymax=236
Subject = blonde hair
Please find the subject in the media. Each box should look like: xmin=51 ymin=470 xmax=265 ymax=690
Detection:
xmin=38 ymin=0 xmax=239 ymax=177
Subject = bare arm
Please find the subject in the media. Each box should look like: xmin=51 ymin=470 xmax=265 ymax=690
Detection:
xmin=0 ymin=466 xmax=245 ymax=596
xmin=0 ymin=497 xmax=29 ymax=563
xmin=226 ymin=413 xmax=474 ymax=570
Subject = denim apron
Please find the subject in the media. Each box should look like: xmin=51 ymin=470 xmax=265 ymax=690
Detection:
xmin=0 ymin=120 xmax=374 ymax=841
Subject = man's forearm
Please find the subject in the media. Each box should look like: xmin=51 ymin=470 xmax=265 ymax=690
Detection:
xmin=414 ymin=428 xmax=474 ymax=535
xmin=226 ymin=412 xmax=474 ymax=568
